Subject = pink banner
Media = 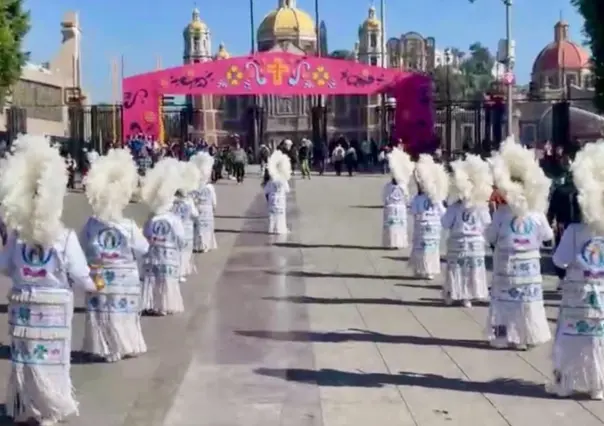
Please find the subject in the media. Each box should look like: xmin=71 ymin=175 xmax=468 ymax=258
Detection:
xmin=122 ymin=52 xmax=434 ymax=147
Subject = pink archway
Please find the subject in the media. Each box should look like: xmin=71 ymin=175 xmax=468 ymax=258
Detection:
xmin=122 ymin=52 xmax=434 ymax=150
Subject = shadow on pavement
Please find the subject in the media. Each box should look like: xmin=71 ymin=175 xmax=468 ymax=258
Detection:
xmin=274 ymin=242 xmax=386 ymax=250
xmin=395 ymin=283 xmax=442 ymax=289
xmin=263 ymin=295 xmax=442 ymax=306
xmin=236 ymin=328 xmax=492 ymax=349
xmin=253 ymin=367 xmax=551 ymax=398
xmin=265 ymin=270 xmax=417 ymax=280
xmin=215 ymin=228 xmax=267 ymax=235
xmin=215 ymin=215 xmax=265 ymax=220
xmin=349 ymin=205 xmax=383 ymax=209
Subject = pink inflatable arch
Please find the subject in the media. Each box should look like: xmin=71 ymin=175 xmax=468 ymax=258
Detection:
xmin=122 ymin=52 xmax=434 ymax=150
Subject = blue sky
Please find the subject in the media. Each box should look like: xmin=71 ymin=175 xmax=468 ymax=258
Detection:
xmin=23 ymin=0 xmax=585 ymax=103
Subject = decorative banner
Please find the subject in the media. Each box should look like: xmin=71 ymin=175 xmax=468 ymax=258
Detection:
xmin=122 ymin=52 xmax=434 ymax=148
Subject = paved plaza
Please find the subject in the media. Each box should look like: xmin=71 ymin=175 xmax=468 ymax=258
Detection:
xmin=0 ymin=170 xmax=603 ymax=425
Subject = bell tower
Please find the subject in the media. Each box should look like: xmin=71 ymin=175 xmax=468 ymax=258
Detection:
xmin=182 ymin=7 xmax=217 ymax=144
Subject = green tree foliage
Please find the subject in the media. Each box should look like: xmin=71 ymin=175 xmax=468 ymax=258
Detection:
xmin=0 ymin=0 xmax=29 ymax=100
xmin=329 ymin=49 xmax=355 ymax=60
xmin=571 ymin=0 xmax=604 ymax=112
xmin=432 ymin=42 xmax=495 ymax=102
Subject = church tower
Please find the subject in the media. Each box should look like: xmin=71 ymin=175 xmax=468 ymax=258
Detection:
xmin=182 ymin=7 xmax=217 ymax=144
xmin=183 ymin=7 xmax=212 ymax=64
xmin=357 ymin=6 xmax=384 ymax=66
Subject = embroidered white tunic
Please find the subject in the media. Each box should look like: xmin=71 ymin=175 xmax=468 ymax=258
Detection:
xmin=141 ymin=212 xmax=186 ymax=314
xmin=0 ymin=229 xmax=95 ymax=423
xmin=552 ymin=223 xmax=604 ymax=394
xmin=80 ymin=217 xmax=149 ymax=360
xmin=409 ymin=194 xmax=446 ymax=276
xmin=486 ymin=204 xmax=553 ymax=345
xmin=441 ymin=202 xmax=491 ymax=301
xmin=191 ymin=183 xmax=217 ymax=252
xmin=171 ymin=196 xmax=199 ymax=278
xmin=264 ymin=180 xmax=290 ymax=235
xmin=382 ymin=182 xmax=408 ymax=249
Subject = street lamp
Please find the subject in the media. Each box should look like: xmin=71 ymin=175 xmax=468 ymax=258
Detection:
xmin=386 ymin=97 xmax=396 ymax=142
xmin=503 ymin=0 xmax=514 ymax=136
xmin=444 ymin=48 xmax=453 ymax=154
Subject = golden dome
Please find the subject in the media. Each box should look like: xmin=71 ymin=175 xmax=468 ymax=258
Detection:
xmin=184 ymin=8 xmax=207 ymax=34
xmin=257 ymin=2 xmax=315 ymax=43
xmin=215 ymin=42 xmax=230 ymax=60
xmin=362 ymin=6 xmax=380 ymax=30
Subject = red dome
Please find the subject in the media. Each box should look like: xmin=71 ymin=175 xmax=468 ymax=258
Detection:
xmin=532 ymin=21 xmax=590 ymax=74
xmin=533 ymin=41 xmax=590 ymax=73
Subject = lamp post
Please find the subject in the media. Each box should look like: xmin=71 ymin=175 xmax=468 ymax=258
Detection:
xmin=504 ymin=0 xmax=514 ymax=136
xmin=386 ymin=97 xmax=396 ymax=142
xmin=444 ymin=48 xmax=453 ymax=154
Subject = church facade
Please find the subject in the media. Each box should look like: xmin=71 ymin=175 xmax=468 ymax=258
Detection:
xmin=183 ymin=1 xmax=383 ymax=146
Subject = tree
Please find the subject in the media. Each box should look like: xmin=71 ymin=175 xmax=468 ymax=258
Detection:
xmin=0 ymin=0 xmax=30 ymax=101
xmin=433 ymin=42 xmax=495 ymax=101
xmin=572 ymin=0 xmax=604 ymax=112
xmin=329 ymin=49 xmax=355 ymax=60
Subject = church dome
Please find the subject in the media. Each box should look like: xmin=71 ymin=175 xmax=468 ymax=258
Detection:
xmin=184 ymin=8 xmax=208 ymax=34
xmin=532 ymin=20 xmax=590 ymax=74
xmin=257 ymin=0 xmax=315 ymax=44
xmin=362 ymin=6 xmax=380 ymax=31
xmin=215 ymin=42 xmax=230 ymax=60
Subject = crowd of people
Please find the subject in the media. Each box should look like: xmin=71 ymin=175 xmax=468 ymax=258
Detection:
xmin=379 ymin=136 xmax=604 ymax=400
xmin=1 ymin=129 xmax=603 ymax=425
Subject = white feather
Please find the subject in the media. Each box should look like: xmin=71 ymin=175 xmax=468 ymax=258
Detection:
xmin=0 ymin=134 xmax=67 ymax=245
xmin=267 ymin=150 xmax=291 ymax=183
xmin=84 ymin=148 xmax=138 ymax=222
xmin=388 ymin=148 xmax=414 ymax=187
xmin=572 ymin=140 xmax=604 ymax=234
xmin=190 ymin=151 xmax=214 ymax=184
xmin=140 ymin=158 xmax=181 ymax=213
xmin=491 ymin=136 xmax=551 ymax=215
xmin=414 ymin=154 xmax=448 ymax=203
xmin=449 ymin=154 xmax=493 ymax=208
xmin=177 ymin=161 xmax=201 ymax=193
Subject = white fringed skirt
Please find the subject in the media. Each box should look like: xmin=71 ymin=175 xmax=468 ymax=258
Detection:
xmin=409 ymin=239 xmax=441 ymax=277
xmin=82 ymin=270 xmax=146 ymax=361
xmin=268 ymin=212 xmax=288 ymax=235
xmin=382 ymin=224 xmax=408 ymax=249
xmin=142 ymin=267 xmax=184 ymax=315
xmin=6 ymin=288 xmax=79 ymax=423
xmin=487 ymin=282 xmax=551 ymax=346
xmin=443 ymin=256 xmax=489 ymax=301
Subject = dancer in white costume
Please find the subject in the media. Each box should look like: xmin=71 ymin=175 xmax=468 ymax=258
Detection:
xmin=0 ymin=135 xmax=97 ymax=425
xmin=190 ymin=152 xmax=218 ymax=253
xmin=80 ymin=149 xmax=149 ymax=362
xmin=409 ymin=154 xmax=448 ymax=279
xmin=171 ymin=161 xmax=200 ymax=281
xmin=486 ymin=137 xmax=553 ymax=349
xmin=264 ymin=150 xmax=292 ymax=235
xmin=140 ymin=158 xmax=186 ymax=315
xmin=547 ymin=141 xmax=604 ymax=399
xmin=442 ymin=154 xmax=492 ymax=307
xmin=382 ymin=148 xmax=414 ymax=249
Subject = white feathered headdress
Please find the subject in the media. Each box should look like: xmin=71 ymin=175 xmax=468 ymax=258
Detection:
xmin=449 ymin=154 xmax=493 ymax=208
xmin=414 ymin=154 xmax=448 ymax=203
xmin=491 ymin=136 xmax=550 ymax=215
xmin=87 ymin=150 xmax=100 ymax=164
xmin=572 ymin=140 xmax=604 ymax=234
xmin=388 ymin=147 xmax=414 ymax=187
xmin=176 ymin=160 xmax=201 ymax=193
xmin=84 ymin=148 xmax=137 ymax=222
xmin=140 ymin=157 xmax=181 ymax=213
xmin=0 ymin=134 xmax=67 ymax=245
xmin=190 ymin=151 xmax=214 ymax=184
xmin=267 ymin=150 xmax=292 ymax=183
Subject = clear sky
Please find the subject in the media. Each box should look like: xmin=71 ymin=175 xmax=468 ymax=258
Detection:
xmin=23 ymin=0 xmax=586 ymax=103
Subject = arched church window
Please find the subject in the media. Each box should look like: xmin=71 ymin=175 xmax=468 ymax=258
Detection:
xmin=370 ymin=33 xmax=377 ymax=48
xmin=193 ymin=36 xmax=200 ymax=52
xmin=370 ymin=57 xmax=377 ymax=66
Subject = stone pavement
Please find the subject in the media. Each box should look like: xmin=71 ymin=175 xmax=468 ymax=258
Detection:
xmin=1 ymin=170 xmax=604 ymax=425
